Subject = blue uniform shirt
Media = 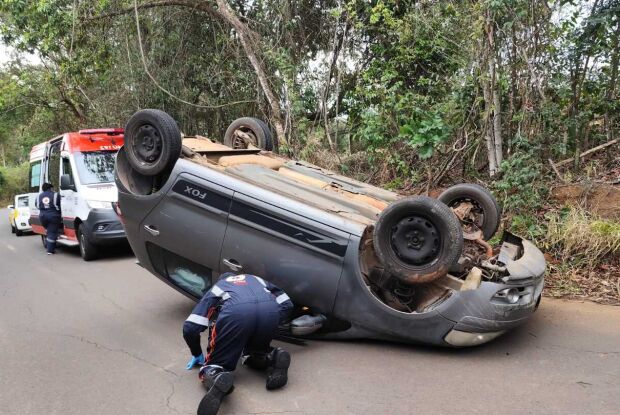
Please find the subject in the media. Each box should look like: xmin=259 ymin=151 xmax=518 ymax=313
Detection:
xmin=36 ymin=190 xmax=61 ymax=214
xmin=186 ymin=274 xmax=294 ymax=329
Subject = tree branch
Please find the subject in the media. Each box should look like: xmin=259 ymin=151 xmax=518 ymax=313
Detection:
xmin=85 ymin=0 xmax=219 ymax=22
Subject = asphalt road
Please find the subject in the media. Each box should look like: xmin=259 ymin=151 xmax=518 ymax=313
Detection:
xmin=1 ymin=210 xmax=619 ymax=415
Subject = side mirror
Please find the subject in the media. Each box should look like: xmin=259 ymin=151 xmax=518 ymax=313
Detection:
xmin=7 ymin=205 xmax=14 ymax=209
xmin=60 ymin=174 xmax=76 ymax=191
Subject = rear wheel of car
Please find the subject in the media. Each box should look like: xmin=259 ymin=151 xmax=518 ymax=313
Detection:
xmin=438 ymin=183 xmax=501 ymax=240
xmin=373 ymin=196 xmax=463 ymax=284
xmin=223 ymin=117 xmax=273 ymax=151
xmin=124 ymin=109 xmax=182 ymax=176
xmin=78 ymin=226 xmax=98 ymax=261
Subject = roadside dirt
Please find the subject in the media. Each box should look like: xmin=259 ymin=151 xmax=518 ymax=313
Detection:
xmin=551 ymin=183 xmax=620 ymax=219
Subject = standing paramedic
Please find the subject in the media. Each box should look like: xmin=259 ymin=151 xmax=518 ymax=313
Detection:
xmin=183 ymin=273 xmax=294 ymax=415
xmin=36 ymin=182 xmax=62 ymax=255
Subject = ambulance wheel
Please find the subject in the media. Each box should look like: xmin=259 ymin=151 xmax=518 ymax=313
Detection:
xmin=78 ymin=226 xmax=99 ymax=261
xmin=124 ymin=109 xmax=182 ymax=176
xmin=15 ymin=228 xmax=23 ymax=236
xmin=11 ymin=224 xmax=16 ymax=234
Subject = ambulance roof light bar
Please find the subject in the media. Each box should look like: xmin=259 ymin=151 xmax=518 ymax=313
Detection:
xmin=78 ymin=128 xmax=124 ymax=135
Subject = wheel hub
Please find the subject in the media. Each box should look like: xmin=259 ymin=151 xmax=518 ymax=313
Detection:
xmin=390 ymin=216 xmax=440 ymax=265
xmin=133 ymin=124 xmax=162 ymax=163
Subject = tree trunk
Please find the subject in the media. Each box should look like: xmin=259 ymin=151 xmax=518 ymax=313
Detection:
xmin=489 ymin=57 xmax=503 ymax=169
xmin=214 ymin=0 xmax=286 ymax=148
xmin=604 ymin=18 xmax=620 ymax=141
xmin=483 ymin=8 xmax=501 ymax=176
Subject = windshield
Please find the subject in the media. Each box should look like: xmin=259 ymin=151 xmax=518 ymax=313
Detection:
xmin=74 ymin=151 xmax=116 ymax=184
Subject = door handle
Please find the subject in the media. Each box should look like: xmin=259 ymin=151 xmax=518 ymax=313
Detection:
xmin=144 ymin=224 xmax=160 ymax=236
xmin=222 ymin=258 xmax=243 ymax=272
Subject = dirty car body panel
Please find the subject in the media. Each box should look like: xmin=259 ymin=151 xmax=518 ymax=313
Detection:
xmin=117 ymin=138 xmax=546 ymax=347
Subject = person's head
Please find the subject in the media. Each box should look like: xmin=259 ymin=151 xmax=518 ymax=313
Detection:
xmin=42 ymin=183 xmax=53 ymax=191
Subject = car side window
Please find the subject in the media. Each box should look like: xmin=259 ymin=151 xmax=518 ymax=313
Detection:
xmin=17 ymin=197 xmax=28 ymax=207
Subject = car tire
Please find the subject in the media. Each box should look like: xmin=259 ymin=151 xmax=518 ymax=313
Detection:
xmin=78 ymin=225 xmax=98 ymax=261
xmin=373 ymin=196 xmax=463 ymax=284
xmin=11 ymin=224 xmax=16 ymax=234
xmin=438 ymin=183 xmax=501 ymax=240
xmin=124 ymin=109 xmax=182 ymax=176
xmin=224 ymin=117 xmax=273 ymax=151
xmin=15 ymin=228 xmax=23 ymax=236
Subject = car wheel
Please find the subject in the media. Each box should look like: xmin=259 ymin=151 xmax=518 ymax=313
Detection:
xmin=438 ymin=183 xmax=501 ymax=240
xmin=223 ymin=117 xmax=274 ymax=151
xmin=373 ymin=196 xmax=463 ymax=284
xmin=15 ymin=228 xmax=23 ymax=236
xmin=124 ymin=109 xmax=182 ymax=176
xmin=78 ymin=226 xmax=98 ymax=261
xmin=11 ymin=224 xmax=16 ymax=234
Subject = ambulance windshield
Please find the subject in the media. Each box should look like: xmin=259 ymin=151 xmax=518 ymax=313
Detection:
xmin=74 ymin=151 xmax=116 ymax=184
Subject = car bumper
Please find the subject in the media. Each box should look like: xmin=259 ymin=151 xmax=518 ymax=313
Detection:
xmin=15 ymin=219 xmax=31 ymax=231
xmin=82 ymin=209 xmax=126 ymax=245
xmin=438 ymin=235 xmax=546 ymax=346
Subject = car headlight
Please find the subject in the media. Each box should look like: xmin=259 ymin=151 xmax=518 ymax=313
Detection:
xmin=494 ymin=288 xmax=521 ymax=304
xmin=87 ymin=200 xmax=113 ymax=209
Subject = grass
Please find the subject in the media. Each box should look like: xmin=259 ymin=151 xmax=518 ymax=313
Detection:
xmin=545 ymin=208 xmax=620 ymax=268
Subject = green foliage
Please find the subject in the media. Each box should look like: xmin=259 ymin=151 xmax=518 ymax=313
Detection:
xmin=493 ymin=136 xmax=546 ymax=213
xmin=0 ymin=162 xmax=29 ymax=204
xmin=400 ymin=112 xmax=449 ymax=159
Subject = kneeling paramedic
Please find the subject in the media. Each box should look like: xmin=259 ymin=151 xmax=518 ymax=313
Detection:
xmin=183 ymin=273 xmax=293 ymax=415
xmin=36 ymin=182 xmax=62 ymax=255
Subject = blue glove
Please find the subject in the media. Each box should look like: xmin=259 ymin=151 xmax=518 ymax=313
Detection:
xmin=186 ymin=354 xmax=205 ymax=370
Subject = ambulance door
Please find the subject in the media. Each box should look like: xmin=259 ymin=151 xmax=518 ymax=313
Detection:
xmin=59 ymin=153 xmax=78 ymax=239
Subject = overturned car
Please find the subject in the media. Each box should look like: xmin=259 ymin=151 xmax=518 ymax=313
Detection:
xmin=115 ymin=109 xmax=545 ymax=347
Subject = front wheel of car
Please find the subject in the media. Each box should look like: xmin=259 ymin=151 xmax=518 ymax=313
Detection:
xmin=15 ymin=228 xmax=23 ymax=236
xmin=78 ymin=226 xmax=99 ymax=261
xmin=438 ymin=183 xmax=501 ymax=240
xmin=373 ymin=196 xmax=464 ymax=284
xmin=11 ymin=224 xmax=16 ymax=234
xmin=124 ymin=109 xmax=182 ymax=176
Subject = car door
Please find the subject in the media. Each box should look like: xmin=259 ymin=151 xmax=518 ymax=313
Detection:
xmin=139 ymin=173 xmax=233 ymax=297
xmin=219 ymin=192 xmax=350 ymax=314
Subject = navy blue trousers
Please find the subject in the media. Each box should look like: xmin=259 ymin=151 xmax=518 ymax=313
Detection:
xmin=206 ymin=300 xmax=280 ymax=371
xmin=40 ymin=212 xmax=61 ymax=253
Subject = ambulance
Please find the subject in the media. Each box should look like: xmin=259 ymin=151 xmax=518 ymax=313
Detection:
xmin=29 ymin=128 xmax=126 ymax=260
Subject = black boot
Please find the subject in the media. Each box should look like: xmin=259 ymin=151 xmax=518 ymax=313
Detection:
xmin=197 ymin=365 xmax=234 ymax=415
xmin=266 ymin=348 xmax=290 ymax=390
xmin=242 ymin=352 xmax=269 ymax=371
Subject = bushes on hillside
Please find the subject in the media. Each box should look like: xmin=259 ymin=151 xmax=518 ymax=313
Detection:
xmin=0 ymin=162 xmax=29 ymax=204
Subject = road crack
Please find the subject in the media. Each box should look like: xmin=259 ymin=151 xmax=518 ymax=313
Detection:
xmin=59 ymin=333 xmax=180 ymax=377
